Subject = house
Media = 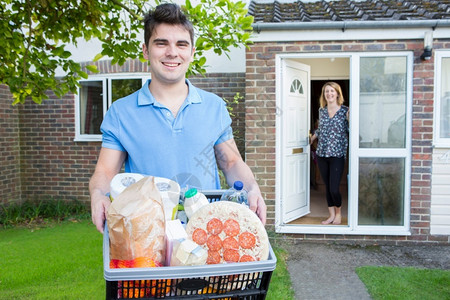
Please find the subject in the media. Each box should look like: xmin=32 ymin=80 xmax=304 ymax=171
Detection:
xmin=1 ymin=0 xmax=449 ymax=245
xmin=245 ymin=0 xmax=450 ymax=243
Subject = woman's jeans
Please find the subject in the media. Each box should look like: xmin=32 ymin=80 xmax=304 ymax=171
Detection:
xmin=317 ymin=156 xmax=345 ymax=207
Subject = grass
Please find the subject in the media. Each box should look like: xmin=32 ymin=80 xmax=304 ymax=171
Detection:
xmin=266 ymin=247 xmax=296 ymax=300
xmin=356 ymin=266 xmax=450 ymax=300
xmin=0 ymin=220 xmax=104 ymax=299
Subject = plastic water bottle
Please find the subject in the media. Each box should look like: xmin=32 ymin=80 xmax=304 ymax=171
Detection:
xmin=183 ymin=188 xmax=209 ymax=219
xmin=220 ymin=181 xmax=248 ymax=206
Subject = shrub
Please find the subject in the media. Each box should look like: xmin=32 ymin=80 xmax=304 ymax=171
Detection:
xmin=0 ymin=199 xmax=90 ymax=228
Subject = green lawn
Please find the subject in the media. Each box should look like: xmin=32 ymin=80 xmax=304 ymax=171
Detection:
xmin=356 ymin=266 xmax=450 ymax=300
xmin=0 ymin=220 xmax=105 ymax=299
xmin=0 ymin=220 xmax=294 ymax=299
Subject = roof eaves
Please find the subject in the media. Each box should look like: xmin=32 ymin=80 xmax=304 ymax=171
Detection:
xmin=252 ymin=19 xmax=450 ymax=33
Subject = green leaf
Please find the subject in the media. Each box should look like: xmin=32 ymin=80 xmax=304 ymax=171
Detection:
xmin=93 ymin=53 xmax=104 ymax=62
xmin=198 ymin=56 xmax=207 ymax=66
xmin=79 ymin=71 xmax=89 ymax=79
xmin=61 ymin=50 xmax=72 ymax=59
xmin=85 ymin=65 xmax=98 ymax=73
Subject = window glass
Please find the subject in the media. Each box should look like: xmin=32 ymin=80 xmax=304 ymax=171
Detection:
xmin=111 ymin=79 xmax=142 ymax=103
xmin=77 ymin=77 xmax=146 ymax=140
xmin=440 ymin=57 xmax=450 ymax=139
xmin=359 ymin=57 xmax=407 ymax=148
xmin=358 ymin=158 xmax=405 ymax=226
xmin=79 ymin=81 xmax=103 ymax=135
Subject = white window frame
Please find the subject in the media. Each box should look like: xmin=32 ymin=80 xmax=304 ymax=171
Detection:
xmin=433 ymin=51 xmax=450 ymax=148
xmin=350 ymin=52 xmax=412 ymax=236
xmin=74 ymin=74 xmax=150 ymax=142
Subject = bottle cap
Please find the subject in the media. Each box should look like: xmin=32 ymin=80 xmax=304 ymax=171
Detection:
xmin=185 ymin=188 xmax=198 ymax=198
xmin=233 ymin=181 xmax=244 ymax=190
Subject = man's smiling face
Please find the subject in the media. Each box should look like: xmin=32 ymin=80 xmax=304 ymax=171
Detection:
xmin=143 ymin=23 xmax=194 ymax=86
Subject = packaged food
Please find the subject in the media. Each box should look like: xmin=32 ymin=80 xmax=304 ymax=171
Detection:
xmin=107 ymin=176 xmax=166 ymax=266
xmin=170 ymin=239 xmax=208 ymax=266
xmin=183 ymin=188 xmax=209 ymax=219
xmin=165 ymin=219 xmax=187 ymax=265
xmin=186 ymin=201 xmax=269 ymax=264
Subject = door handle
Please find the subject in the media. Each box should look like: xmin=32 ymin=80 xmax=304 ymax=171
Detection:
xmin=292 ymin=148 xmax=304 ymax=154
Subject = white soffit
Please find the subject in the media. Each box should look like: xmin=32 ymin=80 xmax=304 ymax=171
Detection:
xmin=251 ymin=27 xmax=450 ymax=43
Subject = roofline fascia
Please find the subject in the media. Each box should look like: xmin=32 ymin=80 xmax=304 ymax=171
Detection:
xmin=252 ymin=19 xmax=450 ymax=33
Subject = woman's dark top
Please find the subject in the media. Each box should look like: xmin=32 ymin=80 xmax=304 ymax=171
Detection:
xmin=315 ymin=105 xmax=349 ymax=158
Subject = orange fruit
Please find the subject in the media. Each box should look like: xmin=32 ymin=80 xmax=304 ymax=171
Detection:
xmin=110 ymin=258 xmax=171 ymax=297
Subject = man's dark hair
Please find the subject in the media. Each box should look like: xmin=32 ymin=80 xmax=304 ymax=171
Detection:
xmin=144 ymin=3 xmax=194 ymax=47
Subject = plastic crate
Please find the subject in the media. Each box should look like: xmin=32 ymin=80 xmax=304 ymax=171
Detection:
xmin=104 ymin=190 xmax=276 ymax=299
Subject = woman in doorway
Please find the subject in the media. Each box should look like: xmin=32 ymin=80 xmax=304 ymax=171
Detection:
xmin=310 ymin=82 xmax=349 ymax=225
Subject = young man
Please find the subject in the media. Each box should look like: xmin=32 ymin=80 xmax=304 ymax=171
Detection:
xmin=89 ymin=3 xmax=266 ymax=233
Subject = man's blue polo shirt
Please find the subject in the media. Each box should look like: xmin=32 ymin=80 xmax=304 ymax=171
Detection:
xmin=101 ymin=79 xmax=233 ymax=190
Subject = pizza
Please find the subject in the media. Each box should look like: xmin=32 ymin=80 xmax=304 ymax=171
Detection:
xmin=185 ymin=201 xmax=269 ymax=264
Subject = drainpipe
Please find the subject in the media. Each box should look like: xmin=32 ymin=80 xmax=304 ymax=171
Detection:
xmin=252 ymin=19 xmax=450 ymax=33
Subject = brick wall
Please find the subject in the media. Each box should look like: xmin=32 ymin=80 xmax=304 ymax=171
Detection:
xmin=0 ymin=85 xmax=21 ymax=204
xmin=18 ymin=91 xmax=100 ymax=203
xmin=0 ymin=59 xmax=245 ymax=205
xmin=245 ymin=38 xmax=449 ymax=244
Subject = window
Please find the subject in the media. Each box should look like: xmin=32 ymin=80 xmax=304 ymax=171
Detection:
xmin=359 ymin=56 xmax=407 ymax=148
xmin=75 ymin=75 xmax=149 ymax=141
xmin=434 ymin=52 xmax=450 ymax=147
xmin=354 ymin=53 xmax=412 ymax=232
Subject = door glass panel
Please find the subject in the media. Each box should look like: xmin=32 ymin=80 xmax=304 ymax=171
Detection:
xmin=440 ymin=57 xmax=450 ymax=138
xmin=111 ymin=79 xmax=142 ymax=103
xmin=290 ymin=79 xmax=304 ymax=94
xmin=359 ymin=57 xmax=407 ymax=148
xmin=79 ymin=81 xmax=103 ymax=135
xmin=358 ymin=158 xmax=405 ymax=225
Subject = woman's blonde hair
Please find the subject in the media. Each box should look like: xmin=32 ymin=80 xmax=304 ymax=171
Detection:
xmin=319 ymin=82 xmax=345 ymax=108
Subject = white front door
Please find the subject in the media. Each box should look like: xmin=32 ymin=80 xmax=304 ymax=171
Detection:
xmin=279 ymin=59 xmax=311 ymax=223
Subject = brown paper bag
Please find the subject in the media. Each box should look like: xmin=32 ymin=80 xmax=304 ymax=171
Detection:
xmin=107 ymin=176 xmax=166 ymax=266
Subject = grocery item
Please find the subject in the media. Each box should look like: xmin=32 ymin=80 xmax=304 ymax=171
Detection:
xmin=154 ymin=177 xmax=180 ymax=221
xmin=183 ymin=188 xmax=209 ymax=219
xmin=110 ymin=257 xmax=161 ymax=269
xmin=108 ymin=176 xmax=169 ymax=298
xmin=107 ymin=176 xmax=166 ymax=264
xmin=110 ymin=173 xmax=180 ymax=221
xmin=117 ymin=279 xmax=171 ymax=298
xmin=170 ymin=238 xmax=208 ymax=266
xmin=109 ymin=173 xmax=145 ymax=200
xmin=220 ymin=181 xmax=248 ymax=206
xmin=185 ymin=201 xmax=269 ymax=264
xmin=165 ymin=219 xmax=187 ymax=265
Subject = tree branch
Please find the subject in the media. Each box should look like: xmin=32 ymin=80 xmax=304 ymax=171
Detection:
xmin=108 ymin=0 xmax=143 ymax=21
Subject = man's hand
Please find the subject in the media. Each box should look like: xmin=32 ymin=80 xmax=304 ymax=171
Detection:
xmin=91 ymin=194 xmax=111 ymax=233
xmin=215 ymin=139 xmax=267 ymax=225
xmin=89 ymin=148 xmax=126 ymax=233
xmin=247 ymin=189 xmax=267 ymax=225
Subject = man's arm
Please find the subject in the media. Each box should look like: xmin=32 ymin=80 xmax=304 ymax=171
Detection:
xmin=89 ymin=148 xmax=126 ymax=233
xmin=215 ymin=139 xmax=267 ymax=225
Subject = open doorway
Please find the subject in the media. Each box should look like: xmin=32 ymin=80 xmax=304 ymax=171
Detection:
xmin=309 ymin=80 xmax=349 ymax=225
xmin=286 ymin=57 xmax=350 ymax=226
xmin=277 ymin=54 xmax=411 ymax=234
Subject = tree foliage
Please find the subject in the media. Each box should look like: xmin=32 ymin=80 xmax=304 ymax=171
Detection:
xmin=0 ymin=0 xmax=253 ymax=105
